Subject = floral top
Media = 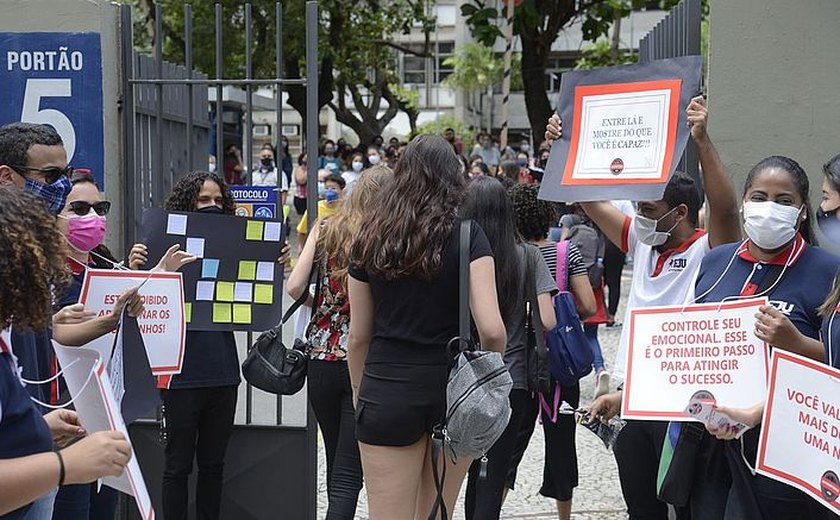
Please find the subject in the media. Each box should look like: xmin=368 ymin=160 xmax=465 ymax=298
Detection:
xmin=305 ymin=255 xmax=350 ymax=361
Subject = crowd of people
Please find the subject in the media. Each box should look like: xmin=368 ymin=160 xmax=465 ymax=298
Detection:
xmin=2 ymin=92 xmax=840 ymax=520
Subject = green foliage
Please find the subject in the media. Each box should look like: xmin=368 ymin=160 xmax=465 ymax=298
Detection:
xmin=413 ymin=116 xmax=475 ymax=144
xmin=122 ymin=0 xmax=435 ymax=141
xmin=443 ymin=43 xmax=502 ymax=92
xmin=574 ymin=40 xmax=638 ymax=70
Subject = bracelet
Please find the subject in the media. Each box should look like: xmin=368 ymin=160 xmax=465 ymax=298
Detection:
xmin=55 ymin=450 xmax=66 ymax=487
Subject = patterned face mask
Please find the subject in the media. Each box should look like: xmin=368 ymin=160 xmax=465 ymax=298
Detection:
xmin=25 ymin=175 xmax=72 ymax=215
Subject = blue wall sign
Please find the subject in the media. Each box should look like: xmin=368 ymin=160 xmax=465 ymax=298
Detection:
xmin=230 ymin=186 xmax=279 ymax=220
xmin=0 ymin=32 xmax=105 ymax=188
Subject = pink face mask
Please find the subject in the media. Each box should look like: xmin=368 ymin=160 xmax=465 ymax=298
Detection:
xmin=65 ymin=214 xmax=107 ymax=252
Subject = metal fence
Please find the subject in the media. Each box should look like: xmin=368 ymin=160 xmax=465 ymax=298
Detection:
xmin=639 ymin=0 xmax=702 ymax=188
xmin=118 ymin=2 xmax=320 ymax=518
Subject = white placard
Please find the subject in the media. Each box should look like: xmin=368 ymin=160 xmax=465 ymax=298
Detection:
xmin=53 ymin=344 xmax=155 ymax=520
xmin=622 ymin=298 xmax=769 ymax=421
xmin=757 ymin=350 xmax=840 ymax=515
xmin=572 ymin=89 xmax=672 ymax=180
xmin=79 ymin=269 xmax=185 ymax=375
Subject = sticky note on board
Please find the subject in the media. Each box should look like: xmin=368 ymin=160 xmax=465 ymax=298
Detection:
xmin=186 ymin=237 xmax=205 ymax=258
xmin=195 ymin=281 xmax=215 ymax=301
xmin=213 ymin=303 xmax=232 ymax=323
xmin=185 ymin=303 xmax=192 ymax=323
xmin=202 ymin=258 xmax=220 ymax=279
xmin=233 ymin=304 xmax=252 ymax=324
xmin=264 ymin=221 xmax=282 ymax=242
xmin=166 ymin=214 xmax=187 ymax=235
xmin=216 ymin=281 xmax=235 ymax=302
xmin=256 ymin=262 xmax=275 ymax=282
xmin=238 ymin=261 xmax=257 ymax=280
xmin=234 ymin=282 xmax=253 ymax=302
xmin=254 ymin=284 xmax=274 ymax=305
xmin=246 ymin=221 xmax=264 ymax=241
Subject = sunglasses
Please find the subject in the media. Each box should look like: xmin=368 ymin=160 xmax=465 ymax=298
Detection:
xmin=67 ymin=200 xmax=111 ymax=217
xmin=12 ymin=165 xmax=74 ymax=184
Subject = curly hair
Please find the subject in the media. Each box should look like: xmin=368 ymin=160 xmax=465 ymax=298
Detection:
xmin=318 ymin=165 xmax=391 ymax=288
xmin=352 ymin=134 xmax=466 ymax=280
xmin=0 ymin=188 xmax=69 ymax=330
xmin=509 ymin=183 xmax=557 ymax=241
xmin=163 ymin=170 xmax=236 ymax=214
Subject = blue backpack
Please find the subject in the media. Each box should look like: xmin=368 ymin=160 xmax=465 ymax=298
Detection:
xmin=545 ymin=240 xmax=594 ymax=387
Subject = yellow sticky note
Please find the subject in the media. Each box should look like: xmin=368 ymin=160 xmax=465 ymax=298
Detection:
xmin=233 ymin=304 xmax=252 ymax=324
xmin=254 ymin=284 xmax=274 ymax=305
xmin=213 ymin=303 xmax=232 ymax=323
xmin=246 ymin=220 xmax=264 ymax=241
xmin=238 ymin=261 xmax=257 ymax=280
xmin=216 ymin=281 xmax=234 ymax=302
xmin=184 ymin=303 xmax=192 ymax=323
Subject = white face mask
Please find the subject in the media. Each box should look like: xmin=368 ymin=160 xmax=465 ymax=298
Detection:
xmin=634 ymin=206 xmax=680 ymax=247
xmin=368 ymin=154 xmax=381 ymax=165
xmin=742 ymin=201 xmax=802 ymax=250
xmin=351 ymin=161 xmax=364 ymax=172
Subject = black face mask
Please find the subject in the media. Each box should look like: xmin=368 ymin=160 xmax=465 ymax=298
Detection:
xmin=261 ymin=157 xmax=273 ymax=167
xmin=197 ymin=205 xmax=223 ymax=214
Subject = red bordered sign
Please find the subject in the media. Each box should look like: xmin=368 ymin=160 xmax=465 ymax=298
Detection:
xmin=757 ymin=349 xmax=840 ymax=515
xmin=79 ymin=269 xmax=185 ymax=375
xmin=623 ymin=298 xmax=769 ymax=421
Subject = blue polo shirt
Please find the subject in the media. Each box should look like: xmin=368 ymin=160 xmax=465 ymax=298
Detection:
xmin=695 ymin=235 xmax=839 ymax=341
xmin=821 ymin=307 xmax=840 ymax=369
xmin=0 ymin=332 xmax=55 ymax=519
xmin=694 ymin=235 xmax=840 ymax=506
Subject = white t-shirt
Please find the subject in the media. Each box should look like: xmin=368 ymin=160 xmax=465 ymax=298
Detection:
xmin=251 ymin=167 xmax=289 ymax=191
xmin=612 ymin=216 xmax=710 ymax=382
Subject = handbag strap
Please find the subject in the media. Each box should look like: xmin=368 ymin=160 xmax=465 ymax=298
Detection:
xmin=555 ymin=240 xmax=569 ymax=292
xmin=458 ymin=219 xmax=471 ymax=346
xmin=279 ymin=258 xmax=321 ymax=326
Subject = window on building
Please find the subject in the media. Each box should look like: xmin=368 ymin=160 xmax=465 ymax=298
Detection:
xmin=400 ymin=41 xmax=456 ymax=85
xmin=436 ymin=41 xmax=454 ymax=82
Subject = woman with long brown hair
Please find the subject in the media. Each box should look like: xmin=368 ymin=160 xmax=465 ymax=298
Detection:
xmin=287 ymin=165 xmax=391 ymax=519
xmin=347 ymin=135 xmax=507 ymax=519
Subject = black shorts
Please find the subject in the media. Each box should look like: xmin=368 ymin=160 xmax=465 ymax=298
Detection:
xmin=506 ymin=382 xmax=580 ymax=501
xmin=355 ymin=360 xmax=448 ymax=447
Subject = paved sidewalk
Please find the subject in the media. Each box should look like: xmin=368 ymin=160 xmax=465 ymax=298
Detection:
xmin=316 ymin=269 xmax=634 ymax=519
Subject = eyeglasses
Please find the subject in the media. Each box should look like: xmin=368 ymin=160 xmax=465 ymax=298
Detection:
xmin=67 ymin=200 xmax=111 ymax=217
xmin=11 ymin=165 xmax=74 ymax=184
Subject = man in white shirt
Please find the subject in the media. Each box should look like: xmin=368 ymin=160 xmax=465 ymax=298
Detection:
xmin=251 ymin=146 xmax=288 ymax=204
xmin=545 ymin=96 xmax=741 ymax=519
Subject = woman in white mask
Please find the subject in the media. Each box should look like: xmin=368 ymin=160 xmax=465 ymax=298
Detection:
xmin=679 ymin=155 xmax=839 ymax=520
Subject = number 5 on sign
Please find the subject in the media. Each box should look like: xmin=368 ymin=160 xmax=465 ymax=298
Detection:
xmin=21 ymin=78 xmax=76 ymax=162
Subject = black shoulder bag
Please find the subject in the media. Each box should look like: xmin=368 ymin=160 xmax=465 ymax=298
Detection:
xmin=241 ymin=261 xmax=321 ymax=395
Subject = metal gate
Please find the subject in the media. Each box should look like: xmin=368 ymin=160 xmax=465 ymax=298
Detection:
xmin=118 ymin=3 xmax=321 ymax=519
xmin=639 ymin=0 xmax=703 ymax=190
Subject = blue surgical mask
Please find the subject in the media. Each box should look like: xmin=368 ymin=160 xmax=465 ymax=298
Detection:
xmin=25 ymin=175 xmax=72 ymax=215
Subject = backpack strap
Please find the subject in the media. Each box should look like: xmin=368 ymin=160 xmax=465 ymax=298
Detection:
xmin=459 ymin=219 xmax=471 ymax=347
xmin=555 ymin=240 xmax=569 ymax=293
xmin=428 ymin=219 xmax=471 ymax=520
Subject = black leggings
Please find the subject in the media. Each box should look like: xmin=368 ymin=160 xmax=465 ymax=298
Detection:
xmin=464 ymin=389 xmax=533 ymax=520
xmin=308 ymin=360 xmax=363 ymax=520
xmin=604 ymin=240 xmax=626 ymax=317
xmin=614 ymin=420 xmax=670 ymax=520
xmin=162 ymin=385 xmax=237 ymax=520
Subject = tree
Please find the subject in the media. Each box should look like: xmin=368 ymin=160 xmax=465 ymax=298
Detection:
xmin=461 ymin=0 xmax=681 ymax=142
xmin=127 ymin=0 xmax=434 ymax=144
xmin=443 ymin=43 xmax=502 ymax=132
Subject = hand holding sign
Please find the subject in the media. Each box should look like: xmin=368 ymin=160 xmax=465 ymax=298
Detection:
xmin=754 ymin=305 xmax=803 ymax=350
xmin=53 ymin=303 xmax=96 ymax=325
xmin=155 ymin=243 xmax=197 ymax=272
xmin=685 ymin=95 xmax=708 ymax=142
xmin=61 ymin=431 xmax=133 ymax=483
xmin=43 ymin=409 xmax=86 ymax=448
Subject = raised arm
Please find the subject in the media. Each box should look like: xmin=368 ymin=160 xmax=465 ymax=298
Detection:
xmin=687 ymin=96 xmax=741 ymax=247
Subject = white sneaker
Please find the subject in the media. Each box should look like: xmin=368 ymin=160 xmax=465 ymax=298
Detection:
xmin=594 ymin=370 xmax=610 ymax=400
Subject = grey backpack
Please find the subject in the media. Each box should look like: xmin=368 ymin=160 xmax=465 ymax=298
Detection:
xmin=428 ymin=220 xmax=513 ymax=520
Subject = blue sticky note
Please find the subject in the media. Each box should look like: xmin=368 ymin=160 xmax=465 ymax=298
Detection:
xmin=202 ymin=258 xmax=220 ymax=279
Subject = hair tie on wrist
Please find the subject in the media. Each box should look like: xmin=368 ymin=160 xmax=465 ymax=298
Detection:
xmin=55 ymin=450 xmax=66 ymax=487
